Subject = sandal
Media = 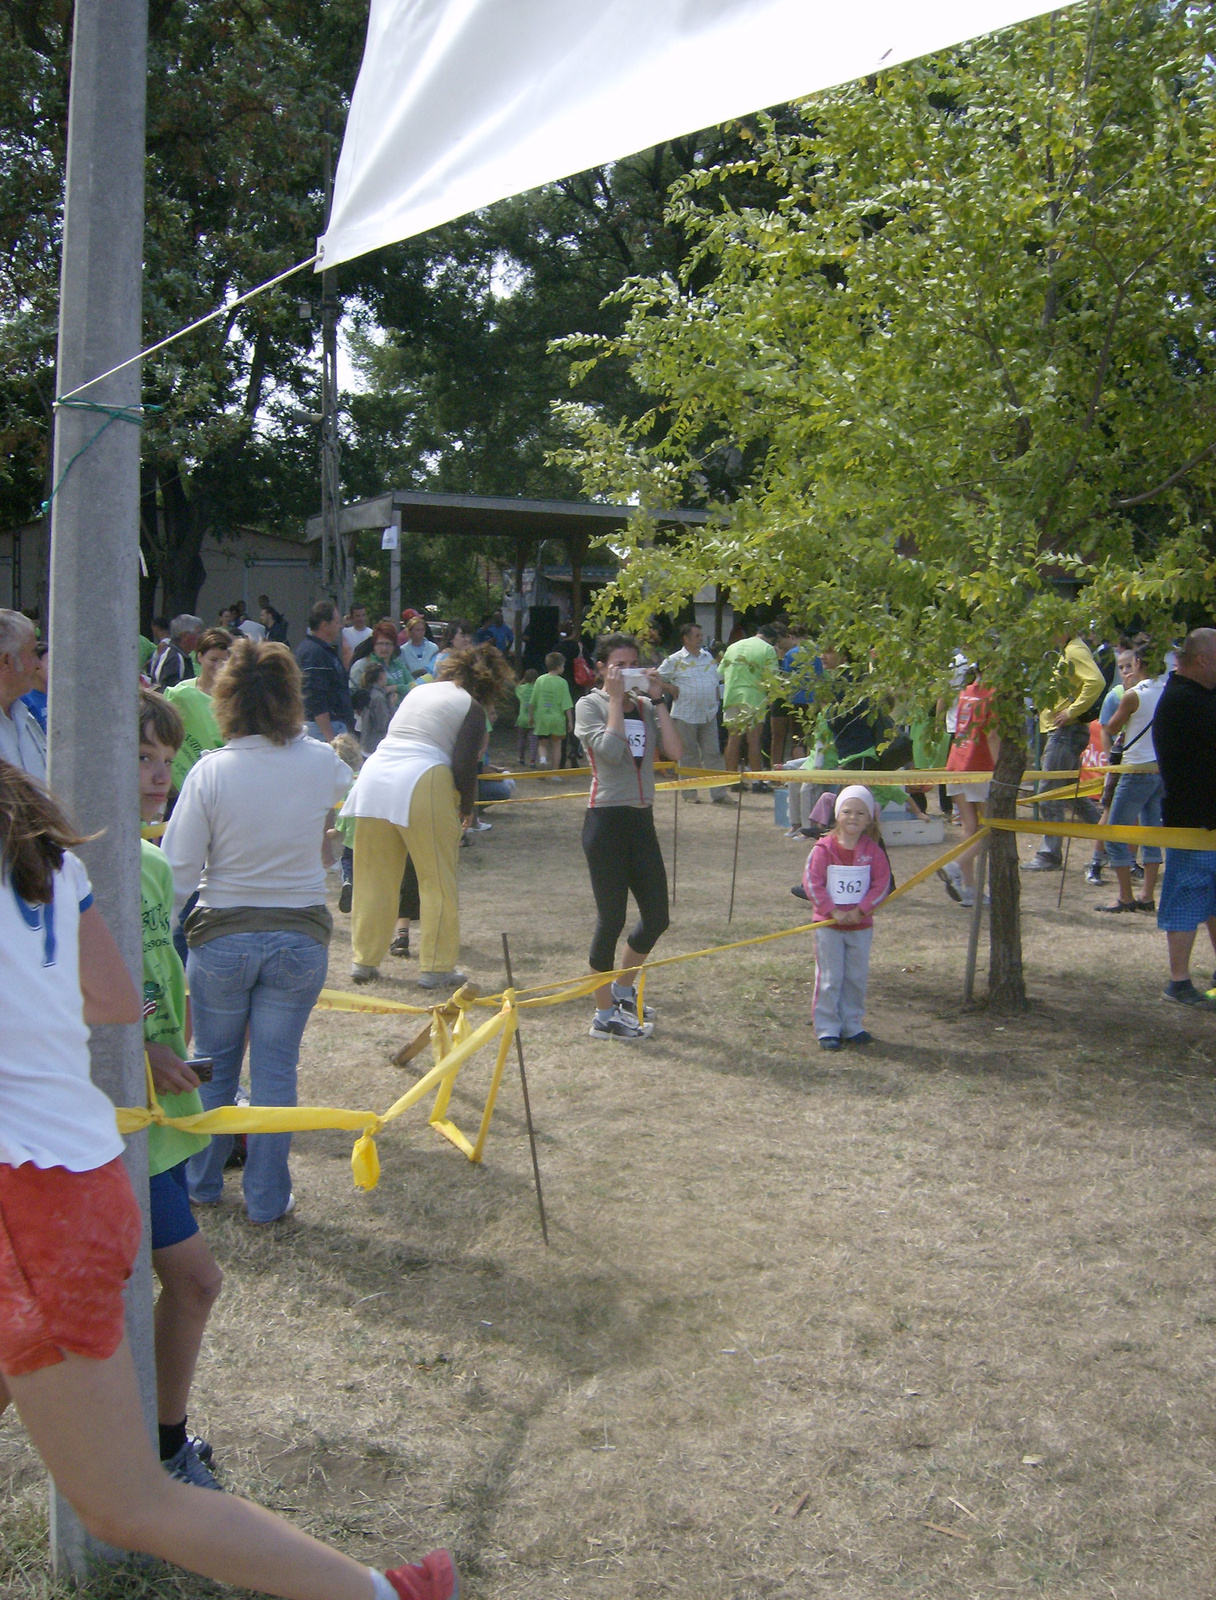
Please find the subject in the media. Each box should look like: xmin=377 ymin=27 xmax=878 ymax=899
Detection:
xmin=1096 ymin=900 xmax=1138 ymax=913
xmin=1134 ymin=898 xmax=1156 ymax=912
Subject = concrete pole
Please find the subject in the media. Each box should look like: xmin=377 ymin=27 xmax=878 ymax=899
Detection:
xmin=46 ymin=0 xmax=154 ymax=1577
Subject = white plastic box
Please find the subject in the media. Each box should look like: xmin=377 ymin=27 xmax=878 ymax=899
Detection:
xmin=878 ymin=805 xmax=945 ymax=847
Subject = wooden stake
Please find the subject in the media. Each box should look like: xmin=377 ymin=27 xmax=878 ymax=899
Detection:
xmin=728 ymin=780 xmax=744 ymax=923
xmin=501 ymin=933 xmax=549 ymax=1246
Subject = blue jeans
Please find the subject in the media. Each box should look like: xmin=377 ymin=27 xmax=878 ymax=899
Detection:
xmin=185 ymin=931 xmax=329 ymax=1222
xmin=1037 ymin=721 xmax=1100 ymax=857
xmin=1105 ymin=772 xmax=1164 ymax=867
xmin=477 ymin=776 xmax=516 ymax=802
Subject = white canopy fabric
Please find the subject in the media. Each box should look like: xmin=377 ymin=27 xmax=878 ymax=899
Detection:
xmin=318 ymin=0 xmax=1080 ymax=271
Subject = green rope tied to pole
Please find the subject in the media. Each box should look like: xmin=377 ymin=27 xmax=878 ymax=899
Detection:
xmin=40 ymin=398 xmax=160 ymax=516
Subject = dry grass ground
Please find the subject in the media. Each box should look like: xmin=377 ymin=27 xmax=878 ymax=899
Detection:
xmin=5 ymin=759 xmax=1216 ymax=1600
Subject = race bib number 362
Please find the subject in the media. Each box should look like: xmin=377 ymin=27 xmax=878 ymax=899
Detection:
xmin=826 ymin=863 xmax=870 ymax=905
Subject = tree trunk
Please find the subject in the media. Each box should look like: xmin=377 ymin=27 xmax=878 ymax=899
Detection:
xmin=987 ymin=737 xmax=1027 ymax=1012
xmin=156 ymin=472 xmax=207 ymax=616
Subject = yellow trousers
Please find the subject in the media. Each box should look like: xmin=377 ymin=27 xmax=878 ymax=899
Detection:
xmin=351 ymin=764 xmax=462 ymax=973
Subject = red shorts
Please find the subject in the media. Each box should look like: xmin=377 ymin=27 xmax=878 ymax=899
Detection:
xmin=0 ymin=1158 xmax=142 ymax=1378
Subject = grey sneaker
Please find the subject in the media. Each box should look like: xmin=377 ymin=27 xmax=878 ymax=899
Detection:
xmin=937 ymin=867 xmax=962 ymax=903
xmin=416 ymin=970 xmax=468 ymax=990
xmin=164 ymin=1440 xmax=222 ymax=1491
xmin=613 ymin=988 xmax=656 ymax=1023
xmin=1021 ymin=854 xmax=1062 ymax=872
xmin=588 ymin=1007 xmax=653 ymax=1041
xmin=351 ymin=963 xmax=380 ymax=985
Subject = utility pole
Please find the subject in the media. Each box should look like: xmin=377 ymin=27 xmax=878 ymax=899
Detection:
xmin=320 ymin=137 xmax=348 ymax=611
xmin=46 ymin=0 xmax=154 ymax=1577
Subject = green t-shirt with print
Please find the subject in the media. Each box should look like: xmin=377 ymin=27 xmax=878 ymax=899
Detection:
xmin=530 ymin=671 xmax=574 ymax=735
xmin=164 ymin=679 xmax=221 ymax=793
xmin=141 ymin=840 xmax=208 ymax=1175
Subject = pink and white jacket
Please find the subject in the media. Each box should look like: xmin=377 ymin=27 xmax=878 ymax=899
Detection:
xmin=804 ymin=833 xmax=892 ymax=929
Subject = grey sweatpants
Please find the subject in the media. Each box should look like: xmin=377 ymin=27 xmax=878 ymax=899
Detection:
xmin=672 ymin=716 xmax=726 ymax=799
xmin=813 ymin=925 xmax=874 ymax=1040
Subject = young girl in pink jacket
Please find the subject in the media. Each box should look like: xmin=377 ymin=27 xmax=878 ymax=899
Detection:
xmin=804 ymin=784 xmax=891 ymax=1051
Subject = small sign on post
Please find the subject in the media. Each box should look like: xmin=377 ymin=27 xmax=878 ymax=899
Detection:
xmin=380 ymin=524 xmax=399 ymax=549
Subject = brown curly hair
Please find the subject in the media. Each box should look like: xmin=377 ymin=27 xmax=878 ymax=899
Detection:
xmin=212 ymin=638 xmax=304 ymax=745
xmin=436 ymin=642 xmax=515 ymax=708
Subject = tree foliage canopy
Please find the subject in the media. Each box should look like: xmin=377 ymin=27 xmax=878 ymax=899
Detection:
xmin=558 ymin=0 xmax=1216 ymax=727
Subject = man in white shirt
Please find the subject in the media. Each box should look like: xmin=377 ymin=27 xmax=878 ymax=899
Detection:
xmin=341 ymin=604 xmax=373 ymax=663
xmin=658 ymin=622 xmax=728 ymax=803
xmin=0 ymin=609 xmax=47 ymax=779
xmin=222 ymin=602 xmax=266 ymax=642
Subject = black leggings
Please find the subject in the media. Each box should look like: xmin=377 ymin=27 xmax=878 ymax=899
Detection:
xmin=582 ymin=806 xmax=670 ymax=972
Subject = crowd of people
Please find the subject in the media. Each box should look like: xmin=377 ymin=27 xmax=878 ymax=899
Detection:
xmin=3 ymin=588 xmax=1216 ymax=1599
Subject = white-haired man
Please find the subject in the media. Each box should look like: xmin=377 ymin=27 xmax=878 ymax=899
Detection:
xmin=0 ymin=609 xmax=47 ymax=779
xmin=152 ymin=614 xmax=203 ymax=690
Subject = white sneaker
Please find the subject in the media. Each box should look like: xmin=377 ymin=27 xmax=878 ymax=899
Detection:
xmin=472 ymin=819 xmax=493 ymax=832
xmin=416 ymin=969 xmax=468 ymax=990
xmin=351 ymin=963 xmax=379 ymax=985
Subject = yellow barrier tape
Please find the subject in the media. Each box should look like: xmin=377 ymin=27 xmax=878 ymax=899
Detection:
xmin=1016 ymin=778 xmax=1107 ymax=807
xmin=481 ymin=764 xmax=1163 ymax=805
xmin=130 ymin=805 xmax=1208 ymax=1192
xmin=118 ymin=993 xmax=520 ymax=1188
xmin=987 ymin=818 xmax=1216 ymax=850
xmin=480 ymin=826 xmax=985 ymax=1009
xmin=488 ymin=762 xmax=678 ymax=783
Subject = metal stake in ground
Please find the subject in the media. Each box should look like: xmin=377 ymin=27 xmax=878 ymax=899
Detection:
xmin=727 ymin=779 xmax=745 ymax=923
xmin=501 ymin=933 xmax=549 ymax=1245
xmin=962 ymin=835 xmax=990 ymax=1006
xmin=1056 ymin=768 xmax=1084 ymax=910
xmin=671 ymin=770 xmax=679 ymax=906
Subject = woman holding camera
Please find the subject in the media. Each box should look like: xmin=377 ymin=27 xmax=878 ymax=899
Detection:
xmin=574 ymin=633 xmax=682 ymax=1041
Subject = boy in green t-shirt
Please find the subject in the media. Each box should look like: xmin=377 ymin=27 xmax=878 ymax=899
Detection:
xmin=164 ymin=625 xmax=231 ymax=795
xmin=139 ymin=689 xmax=224 ymax=1489
xmin=530 ymin=652 xmax=574 ymax=774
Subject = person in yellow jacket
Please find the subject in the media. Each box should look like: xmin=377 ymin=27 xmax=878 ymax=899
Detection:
xmin=1023 ymin=632 xmax=1107 ymax=871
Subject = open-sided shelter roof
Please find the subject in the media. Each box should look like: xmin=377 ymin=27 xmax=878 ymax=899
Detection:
xmin=304 ymin=490 xmax=709 ymax=544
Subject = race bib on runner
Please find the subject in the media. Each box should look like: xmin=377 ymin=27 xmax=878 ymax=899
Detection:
xmin=624 ymin=715 xmax=647 ymax=761
xmin=826 ymin=863 xmax=870 ymax=905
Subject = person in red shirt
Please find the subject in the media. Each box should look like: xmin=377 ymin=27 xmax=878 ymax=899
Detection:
xmin=939 ymin=677 xmax=999 ymax=909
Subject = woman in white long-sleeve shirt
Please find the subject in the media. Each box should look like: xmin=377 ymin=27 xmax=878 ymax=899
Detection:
xmin=162 ymin=640 xmax=352 ymax=1224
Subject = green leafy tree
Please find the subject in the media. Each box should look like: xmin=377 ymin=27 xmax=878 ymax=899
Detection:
xmin=557 ymin=0 xmax=1216 ymax=1010
xmin=0 ymin=1 xmax=369 ymax=618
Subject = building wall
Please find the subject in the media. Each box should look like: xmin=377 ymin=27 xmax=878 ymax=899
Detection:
xmin=194 ymin=535 xmax=321 ymax=647
xmin=0 ymin=522 xmax=321 ymax=645
xmin=0 ymin=522 xmax=48 ymax=618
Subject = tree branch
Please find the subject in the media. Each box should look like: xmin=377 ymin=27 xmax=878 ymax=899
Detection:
xmin=1111 ymin=437 xmax=1216 ymax=509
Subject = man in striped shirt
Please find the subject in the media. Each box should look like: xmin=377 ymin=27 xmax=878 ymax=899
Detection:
xmin=658 ymin=623 xmax=729 ymax=803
